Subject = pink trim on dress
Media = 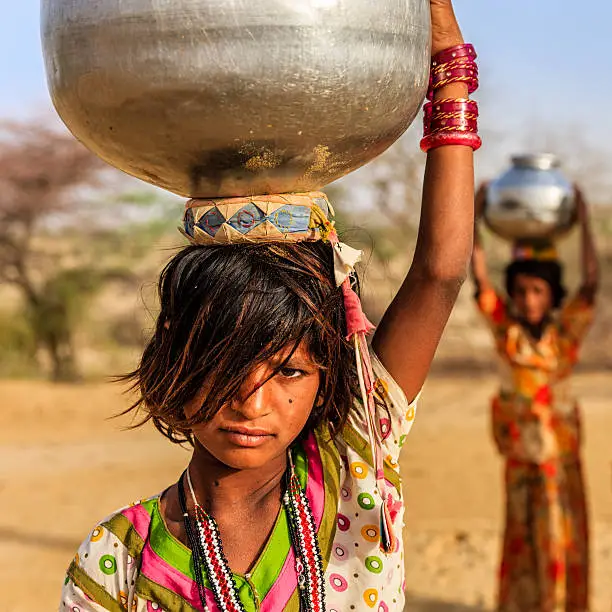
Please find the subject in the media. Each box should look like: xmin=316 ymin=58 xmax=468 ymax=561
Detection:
xmin=260 ymin=547 xmax=299 ymax=612
xmin=140 ymin=540 xmax=213 ymax=610
xmin=121 ymin=504 xmax=153 ymax=542
xmin=260 ymin=431 xmax=325 ymax=611
xmin=301 ymin=430 xmax=325 ymax=525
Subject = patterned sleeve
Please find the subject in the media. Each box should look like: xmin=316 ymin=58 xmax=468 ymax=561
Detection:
xmin=60 ymin=514 xmax=139 ymax=612
xmin=344 ymin=351 xmax=418 ymax=469
xmin=556 ymin=293 xmax=596 ymax=369
xmin=560 ymin=293 xmax=595 ymax=344
xmin=475 ymin=287 xmax=509 ymax=332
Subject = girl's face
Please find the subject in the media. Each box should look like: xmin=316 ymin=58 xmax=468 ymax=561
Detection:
xmin=510 ymin=273 xmax=553 ymax=325
xmin=184 ymin=341 xmax=321 ymax=470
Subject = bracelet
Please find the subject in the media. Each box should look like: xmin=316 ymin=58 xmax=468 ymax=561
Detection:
xmin=430 ymin=121 xmax=479 ymax=133
xmin=420 ymin=131 xmax=482 ymax=152
xmin=428 ymin=44 xmax=479 ymax=100
xmin=432 ymin=67 xmax=478 ymax=81
xmin=431 ymin=43 xmax=477 ymax=67
xmin=424 ymin=99 xmax=479 ymax=123
xmin=426 ymin=111 xmax=479 ymax=124
xmin=423 ymin=98 xmax=480 ymax=136
xmin=426 ymin=98 xmax=479 ymax=111
xmin=429 ymin=75 xmax=479 ymax=98
xmin=431 ymin=58 xmax=479 ymax=77
xmin=425 ymin=118 xmax=479 ymax=136
xmin=424 ymin=116 xmax=478 ymax=137
xmin=421 ymin=45 xmax=481 ymax=152
xmin=428 ymin=67 xmax=479 ymax=99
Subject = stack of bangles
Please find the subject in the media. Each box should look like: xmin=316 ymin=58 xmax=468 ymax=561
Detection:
xmin=420 ymin=43 xmax=482 ymax=152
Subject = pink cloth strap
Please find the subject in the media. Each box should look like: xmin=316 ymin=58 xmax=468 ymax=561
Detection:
xmin=341 ymin=278 xmax=375 ymax=338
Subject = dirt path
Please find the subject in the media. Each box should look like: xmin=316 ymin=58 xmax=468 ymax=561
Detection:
xmin=402 ymin=371 xmax=612 ymax=611
xmin=1 ymin=373 xmax=610 ymax=611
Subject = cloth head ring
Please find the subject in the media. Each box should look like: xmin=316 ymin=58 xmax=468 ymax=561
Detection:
xmin=511 ymin=240 xmax=559 ymax=262
xmin=181 ymin=192 xmax=335 ymax=245
xmin=181 ymin=191 xmax=362 ymax=287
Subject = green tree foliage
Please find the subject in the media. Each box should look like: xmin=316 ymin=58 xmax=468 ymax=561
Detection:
xmin=0 ymin=120 xmax=177 ymax=380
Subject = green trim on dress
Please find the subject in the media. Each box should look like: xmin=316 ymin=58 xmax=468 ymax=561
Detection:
xmin=314 ymin=423 xmax=341 ymax=571
xmin=102 ymin=513 xmax=146 ymax=559
xmin=68 ymin=561 xmax=126 ymax=612
xmin=135 ymin=574 xmax=199 ymax=612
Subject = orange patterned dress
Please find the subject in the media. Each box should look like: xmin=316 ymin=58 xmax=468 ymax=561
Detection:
xmin=477 ymin=288 xmax=594 ymax=612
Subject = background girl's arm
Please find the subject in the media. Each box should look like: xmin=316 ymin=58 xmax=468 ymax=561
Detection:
xmin=575 ymin=185 xmax=599 ymax=305
xmin=471 ymin=184 xmax=492 ymax=294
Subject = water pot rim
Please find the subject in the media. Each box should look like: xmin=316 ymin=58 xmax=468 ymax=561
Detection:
xmin=510 ymin=153 xmax=561 ymax=171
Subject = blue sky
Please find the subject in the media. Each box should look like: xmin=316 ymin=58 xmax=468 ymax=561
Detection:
xmin=1 ymin=1 xmax=610 ymax=195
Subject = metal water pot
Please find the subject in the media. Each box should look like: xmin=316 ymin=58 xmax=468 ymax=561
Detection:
xmin=484 ymin=153 xmax=577 ymax=242
xmin=42 ymin=0 xmax=430 ymax=198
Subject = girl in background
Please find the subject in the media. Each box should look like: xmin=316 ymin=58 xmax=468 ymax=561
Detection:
xmin=472 ymin=185 xmax=599 ymax=612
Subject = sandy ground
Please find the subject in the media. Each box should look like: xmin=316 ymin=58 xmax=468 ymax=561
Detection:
xmin=1 ymin=372 xmax=611 ymax=612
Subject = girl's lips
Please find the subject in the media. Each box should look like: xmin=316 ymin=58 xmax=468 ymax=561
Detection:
xmin=220 ymin=427 xmax=274 ymax=448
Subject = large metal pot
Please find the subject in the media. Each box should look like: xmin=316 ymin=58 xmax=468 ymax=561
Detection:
xmin=42 ymin=0 xmax=430 ymax=198
xmin=484 ymin=153 xmax=577 ymax=242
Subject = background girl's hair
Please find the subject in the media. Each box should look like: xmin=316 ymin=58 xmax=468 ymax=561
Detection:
xmin=505 ymin=259 xmax=567 ymax=309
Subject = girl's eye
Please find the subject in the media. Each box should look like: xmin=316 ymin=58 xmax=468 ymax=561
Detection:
xmin=279 ymin=367 xmax=305 ymax=379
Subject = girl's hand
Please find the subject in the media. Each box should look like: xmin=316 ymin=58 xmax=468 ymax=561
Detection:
xmin=574 ymin=185 xmax=589 ymax=225
xmin=475 ymin=182 xmax=489 ymax=221
xmin=430 ymin=0 xmax=464 ymax=56
xmin=573 ymin=184 xmax=599 ymax=299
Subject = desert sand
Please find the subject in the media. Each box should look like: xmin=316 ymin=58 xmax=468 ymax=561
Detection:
xmin=1 ymin=370 xmax=610 ymax=611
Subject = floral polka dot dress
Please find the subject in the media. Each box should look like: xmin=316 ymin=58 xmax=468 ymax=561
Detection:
xmin=61 ymin=353 xmax=417 ymax=611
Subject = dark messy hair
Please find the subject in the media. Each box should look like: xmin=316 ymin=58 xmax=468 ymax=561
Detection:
xmin=121 ymin=242 xmax=360 ymax=444
xmin=505 ymin=259 xmax=567 ymax=309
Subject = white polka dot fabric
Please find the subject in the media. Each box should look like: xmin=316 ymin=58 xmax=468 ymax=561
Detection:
xmin=324 ymin=354 xmax=416 ymax=611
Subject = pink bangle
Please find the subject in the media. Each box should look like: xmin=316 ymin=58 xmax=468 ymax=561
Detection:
xmin=425 ymin=115 xmax=478 ymax=137
xmin=432 ymin=67 xmax=478 ymax=82
xmin=424 ymin=98 xmax=478 ymax=114
xmin=427 ymin=77 xmax=479 ymax=100
xmin=432 ymin=44 xmax=477 ymax=67
xmin=431 ymin=114 xmax=479 ymax=125
xmin=431 ymin=121 xmax=479 ymax=134
xmin=420 ymin=131 xmax=482 ymax=153
xmin=426 ymin=110 xmax=479 ymax=122
xmin=421 ymin=46 xmax=481 ymax=152
xmin=428 ymin=72 xmax=479 ymax=99
xmin=424 ymin=109 xmax=479 ymax=125
xmin=428 ymin=118 xmax=478 ymax=133
xmin=424 ymin=99 xmax=479 ymax=115
xmin=432 ymin=58 xmax=478 ymax=76
xmin=428 ymin=43 xmax=479 ymax=99
xmin=423 ymin=98 xmax=480 ymax=136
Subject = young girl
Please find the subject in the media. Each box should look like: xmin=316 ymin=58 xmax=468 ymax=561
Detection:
xmin=472 ymin=186 xmax=599 ymax=612
xmin=60 ymin=2 xmax=478 ymax=610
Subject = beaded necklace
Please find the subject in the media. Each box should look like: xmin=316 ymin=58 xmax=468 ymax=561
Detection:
xmin=177 ymin=453 xmax=326 ymax=612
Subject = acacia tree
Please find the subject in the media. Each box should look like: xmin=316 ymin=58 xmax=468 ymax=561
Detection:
xmin=0 ymin=120 xmax=106 ymax=381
